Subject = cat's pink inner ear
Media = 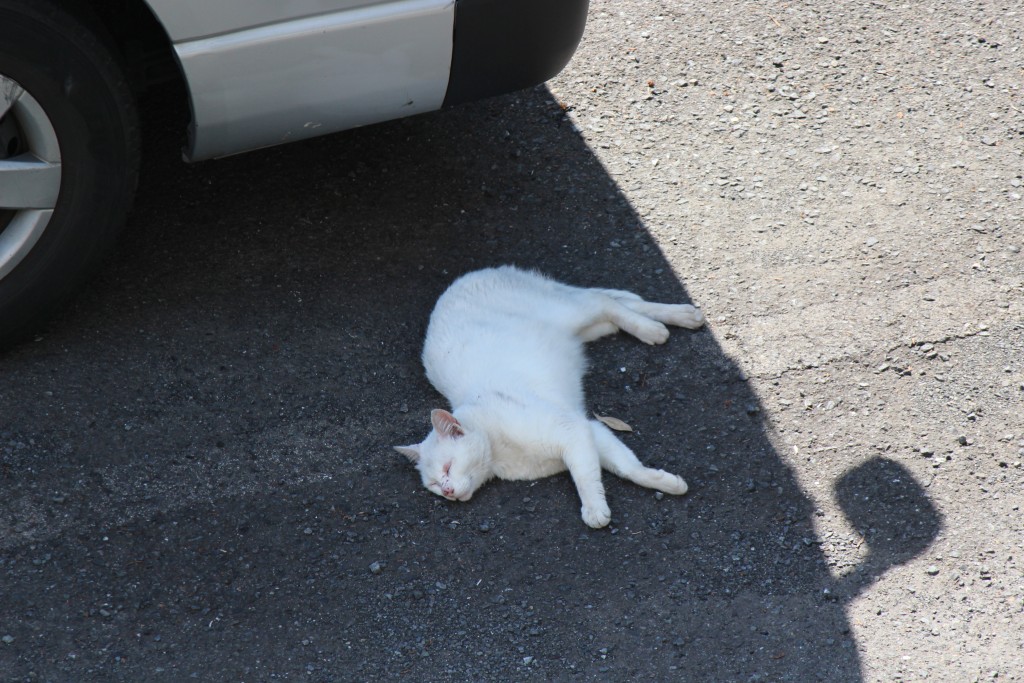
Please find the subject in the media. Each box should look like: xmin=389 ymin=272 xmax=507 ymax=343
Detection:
xmin=394 ymin=445 xmax=421 ymax=462
xmin=430 ymin=409 xmax=464 ymax=438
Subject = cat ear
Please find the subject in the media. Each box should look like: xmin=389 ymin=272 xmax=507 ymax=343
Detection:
xmin=394 ymin=444 xmax=421 ymax=462
xmin=430 ymin=409 xmax=464 ymax=439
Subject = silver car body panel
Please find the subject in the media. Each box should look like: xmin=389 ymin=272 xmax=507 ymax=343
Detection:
xmin=145 ymin=0 xmax=455 ymax=160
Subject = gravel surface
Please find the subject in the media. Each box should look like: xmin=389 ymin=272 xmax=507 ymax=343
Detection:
xmin=1 ymin=1 xmax=1022 ymax=681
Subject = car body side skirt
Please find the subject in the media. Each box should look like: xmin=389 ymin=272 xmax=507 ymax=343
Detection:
xmin=160 ymin=0 xmax=455 ymax=161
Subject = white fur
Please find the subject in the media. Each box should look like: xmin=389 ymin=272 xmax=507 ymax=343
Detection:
xmin=395 ymin=266 xmax=704 ymax=528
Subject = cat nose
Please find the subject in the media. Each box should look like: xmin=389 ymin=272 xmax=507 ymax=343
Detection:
xmin=441 ymin=483 xmax=455 ymax=496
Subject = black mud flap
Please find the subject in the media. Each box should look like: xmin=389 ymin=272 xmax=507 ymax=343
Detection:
xmin=443 ymin=0 xmax=589 ymax=107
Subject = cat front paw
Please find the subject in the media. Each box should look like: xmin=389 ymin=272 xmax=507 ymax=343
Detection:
xmin=581 ymin=502 xmax=612 ymax=528
xmin=657 ymin=471 xmax=689 ymax=496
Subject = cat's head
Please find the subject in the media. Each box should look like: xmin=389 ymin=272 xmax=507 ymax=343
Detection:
xmin=394 ymin=409 xmax=492 ymax=502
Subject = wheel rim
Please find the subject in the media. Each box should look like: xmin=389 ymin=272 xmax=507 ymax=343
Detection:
xmin=0 ymin=74 xmax=62 ymax=280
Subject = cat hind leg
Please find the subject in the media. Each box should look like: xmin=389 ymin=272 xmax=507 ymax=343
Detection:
xmin=590 ymin=288 xmax=643 ymax=302
xmin=591 ymin=421 xmax=688 ymax=495
xmin=595 ymin=296 xmax=670 ymax=345
xmin=620 ymin=300 xmax=705 ymax=330
xmin=577 ymin=289 xmax=641 ymax=340
xmin=578 ymin=321 xmax=619 ymax=342
xmin=589 ymin=288 xmax=704 ymax=331
xmin=570 ymin=289 xmax=672 ymax=345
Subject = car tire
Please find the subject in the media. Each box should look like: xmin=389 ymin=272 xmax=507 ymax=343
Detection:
xmin=0 ymin=0 xmax=140 ymax=349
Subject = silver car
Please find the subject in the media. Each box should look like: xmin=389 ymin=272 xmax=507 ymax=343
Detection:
xmin=0 ymin=0 xmax=588 ymax=346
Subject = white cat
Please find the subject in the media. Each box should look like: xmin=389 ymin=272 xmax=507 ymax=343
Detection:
xmin=395 ymin=265 xmax=705 ymax=528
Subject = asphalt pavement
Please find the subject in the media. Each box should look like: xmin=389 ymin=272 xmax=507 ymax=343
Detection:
xmin=2 ymin=1 xmax=1022 ymax=681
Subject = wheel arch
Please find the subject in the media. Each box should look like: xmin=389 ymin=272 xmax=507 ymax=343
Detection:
xmin=56 ymin=0 xmax=186 ymax=95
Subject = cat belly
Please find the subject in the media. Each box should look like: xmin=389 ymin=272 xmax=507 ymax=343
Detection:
xmin=490 ymin=438 xmax=567 ymax=481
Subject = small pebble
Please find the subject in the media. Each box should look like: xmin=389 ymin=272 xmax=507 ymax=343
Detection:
xmin=2 ymin=635 xmax=13 ymax=644
xmin=926 ymin=565 xmax=940 ymax=576
xmin=369 ymin=561 xmax=383 ymax=574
